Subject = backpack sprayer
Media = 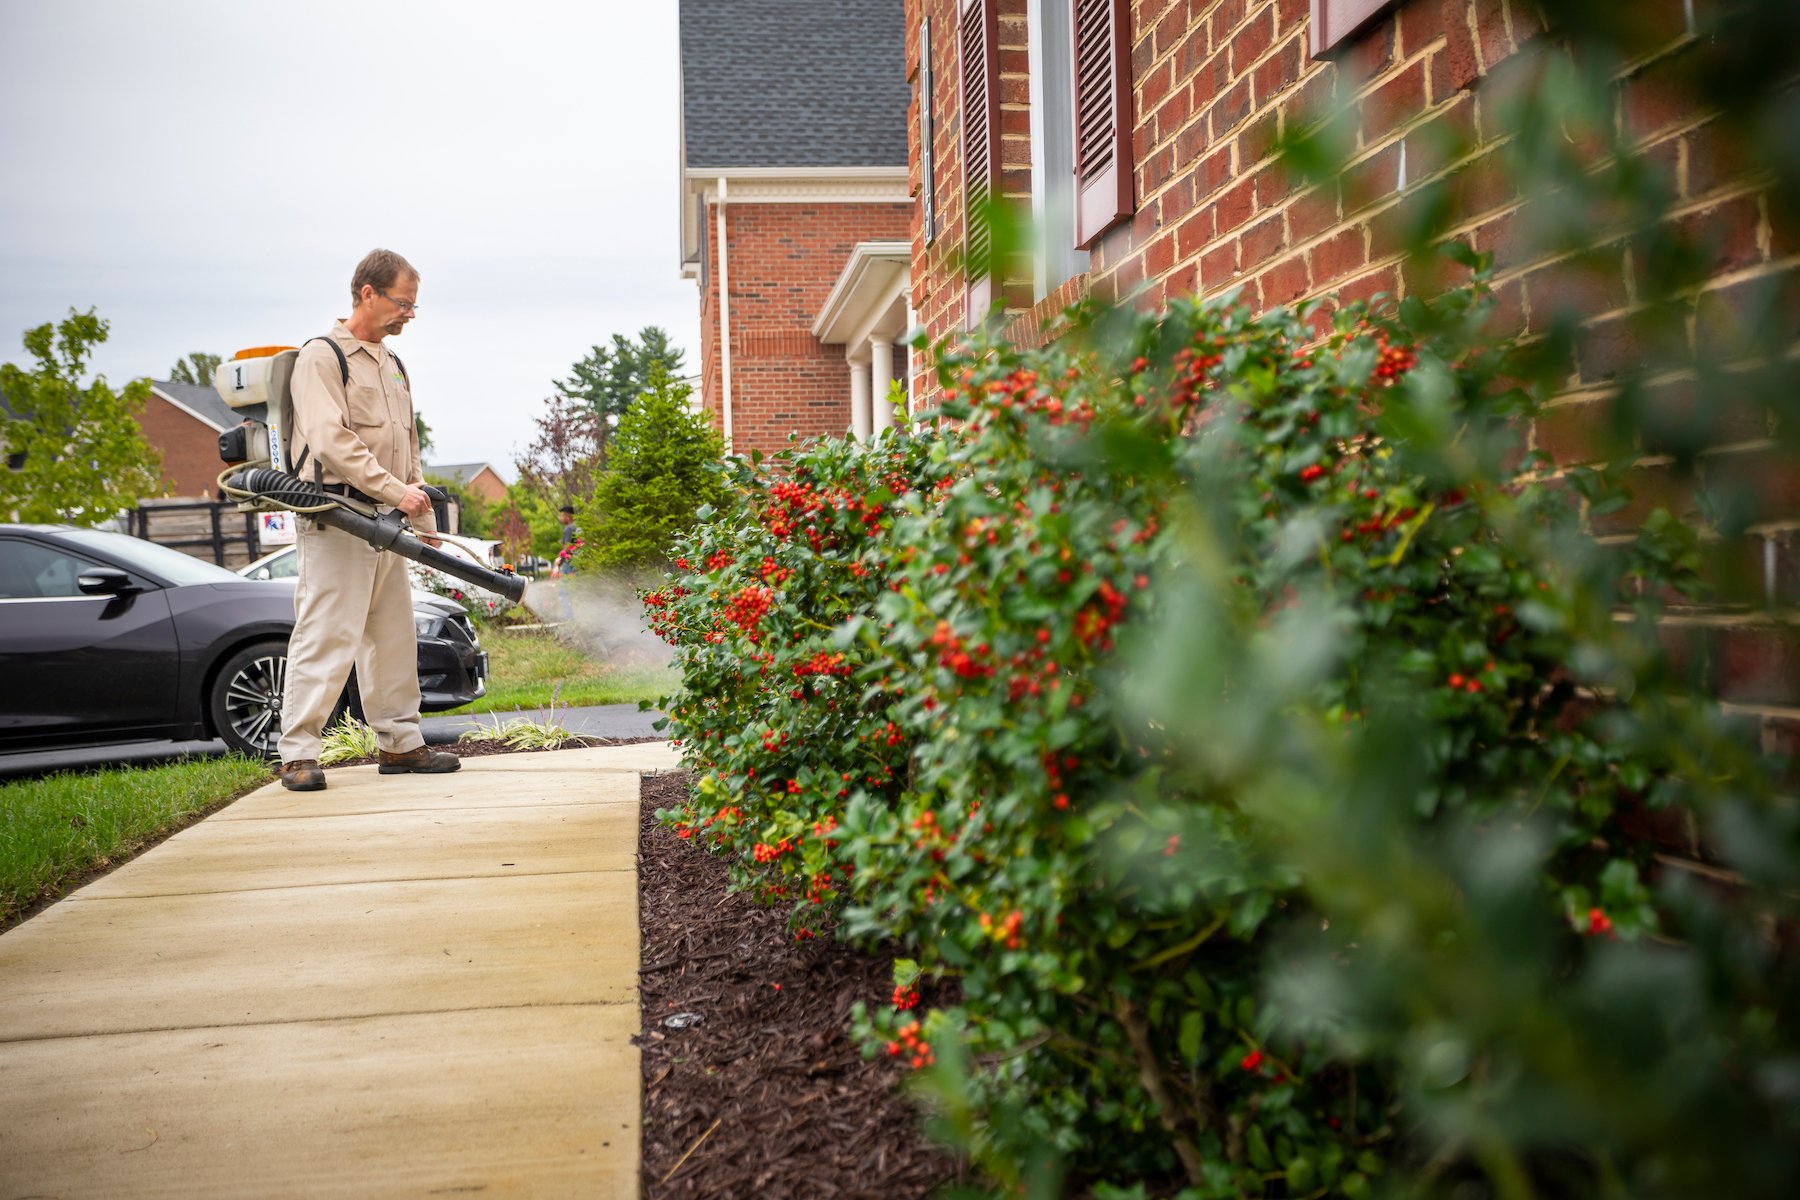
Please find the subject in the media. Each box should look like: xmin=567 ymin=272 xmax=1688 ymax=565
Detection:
xmin=210 ymin=345 xmax=527 ymax=605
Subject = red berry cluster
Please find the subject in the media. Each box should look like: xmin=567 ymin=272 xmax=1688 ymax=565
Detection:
xmin=722 ymin=585 xmax=773 ymax=637
xmin=640 ymin=583 xmax=691 ymax=643
xmin=979 ymin=909 xmax=1025 ymax=950
xmin=891 ymin=984 xmax=921 ymax=1011
xmin=1073 ymin=579 xmax=1128 ymax=650
xmin=1163 ymin=337 xmax=1227 ymax=410
xmin=793 ymin=650 xmax=851 ymax=679
xmin=928 ymin=620 xmax=993 ymax=679
xmin=885 ymin=1020 xmax=934 ymax=1069
xmin=752 ymin=837 xmax=797 ymax=864
xmin=1446 ymin=660 xmax=1496 ymax=694
xmin=1371 ymin=333 xmax=1418 ymax=384
xmin=763 ymin=479 xmax=830 ymax=548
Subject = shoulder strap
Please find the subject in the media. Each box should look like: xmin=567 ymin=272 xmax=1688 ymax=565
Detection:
xmin=290 ymin=336 xmax=348 ymax=477
xmin=302 ymin=335 xmax=349 ymax=386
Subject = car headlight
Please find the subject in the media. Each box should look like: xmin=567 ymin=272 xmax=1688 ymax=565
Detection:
xmin=415 ymin=613 xmax=441 ymax=638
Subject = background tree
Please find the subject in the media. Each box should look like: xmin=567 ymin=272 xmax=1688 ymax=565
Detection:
xmin=414 ymin=413 xmax=433 ymax=457
xmin=514 ymin=391 xmax=599 ymax=505
xmin=1 ymin=309 xmax=163 ymax=523
xmin=166 ymin=351 xmax=221 ymax=387
xmin=493 ymin=481 xmax=562 ymax=562
xmin=489 ymin=499 xmax=533 ymax=567
xmin=553 ymin=326 xmax=685 ymax=467
xmin=573 ymin=368 xmax=728 ymax=572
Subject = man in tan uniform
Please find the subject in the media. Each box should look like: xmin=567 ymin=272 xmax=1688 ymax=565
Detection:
xmin=277 ymin=248 xmax=460 ymax=791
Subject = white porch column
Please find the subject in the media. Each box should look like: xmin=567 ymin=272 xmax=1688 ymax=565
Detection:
xmin=870 ymin=338 xmax=895 ymax=435
xmin=849 ymin=356 xmax=872 ymax=441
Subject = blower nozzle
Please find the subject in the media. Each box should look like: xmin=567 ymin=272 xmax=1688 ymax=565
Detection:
xmin=229 ymin=467 xmax=527 ymax=605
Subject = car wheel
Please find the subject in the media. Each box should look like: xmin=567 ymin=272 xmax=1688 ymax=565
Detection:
xmin=209 ymin=640 xmax=288 ymax=760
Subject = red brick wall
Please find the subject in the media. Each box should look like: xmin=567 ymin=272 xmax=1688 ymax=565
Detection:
xmin=903 ymin=0 xmax=1798 ymax=731
xmin=466 ymin=466 xmax=507 ymax=504
xmin=135 ymin=394 xmax=220 ymax=498
xmin=694 ymin=198 xmax=913 ymax=457
xmin=907 ymin=0 xmax=1790 ymax=378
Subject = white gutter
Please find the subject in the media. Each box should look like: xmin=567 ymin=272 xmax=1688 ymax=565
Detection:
xmin=716 ymin=175 xmax=734 ymax=451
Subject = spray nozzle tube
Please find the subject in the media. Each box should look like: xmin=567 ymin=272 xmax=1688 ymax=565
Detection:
xmin=227 ymin=467 xmax=527 ymax=605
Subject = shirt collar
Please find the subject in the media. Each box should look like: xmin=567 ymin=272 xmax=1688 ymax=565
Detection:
xmin=331 ymin=318 xmax=385 ymax=360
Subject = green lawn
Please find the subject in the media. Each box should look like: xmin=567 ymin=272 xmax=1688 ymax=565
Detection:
xmin=447 ymin=626 xmax=678 ymax=715
xmin=0 ymin=755 xmax=271 ymax=928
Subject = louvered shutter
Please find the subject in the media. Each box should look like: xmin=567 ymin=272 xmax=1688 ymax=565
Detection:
xmin=959 ymin=0 xmax=1000 ymax=323
xmin=1310 ymin=0 xmax=1390 ymax=57
xmin=1072 ymin=0 xmax=1132 ymax=249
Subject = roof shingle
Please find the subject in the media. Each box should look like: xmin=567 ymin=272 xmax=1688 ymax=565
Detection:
xmin=680 ymin=0 xmax=907 ymax=170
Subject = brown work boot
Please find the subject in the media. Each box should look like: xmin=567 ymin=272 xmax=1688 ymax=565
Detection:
xmin=278 ymin=760 xmax=325 ymax=791
xmin=377 ymin=745 xmax=463 ymax=774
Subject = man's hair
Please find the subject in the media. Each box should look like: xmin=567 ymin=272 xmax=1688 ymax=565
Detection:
xmin=559 ymin=505 xmax=576 ymax=515
xmin=350 ymin=249 xmax=418 ymax=306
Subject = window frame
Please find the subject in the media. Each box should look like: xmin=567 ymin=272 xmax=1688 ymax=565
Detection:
xmin=1310 ymin=0 xmax=1391 ymax=58
xmin=1071 ymin=0 xmax=1134 ymax=250
xmin=959 ymin=0 xmax=1001 ymax=325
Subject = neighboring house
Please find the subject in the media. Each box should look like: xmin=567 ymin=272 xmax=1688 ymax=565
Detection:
xmin=678 ymin=0 xmax=915 ymax=454
xmin=425 ymin=462 xmax=509 ymax=504
xmin=136 ymin=380 xmax=243 ymax=498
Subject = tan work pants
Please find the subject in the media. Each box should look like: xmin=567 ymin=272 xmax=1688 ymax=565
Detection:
xmin=277 ymin=517 xmax=423 ymax=762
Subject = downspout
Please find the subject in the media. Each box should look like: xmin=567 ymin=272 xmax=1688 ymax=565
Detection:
xmin=715 ymin=175 xmax=734 ymax=451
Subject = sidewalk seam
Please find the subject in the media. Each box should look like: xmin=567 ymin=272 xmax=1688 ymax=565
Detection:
xmin=65 ymin=865 xmax=636 ymax=901
xmin=0 ymin=999 xmax=639 ymax=1046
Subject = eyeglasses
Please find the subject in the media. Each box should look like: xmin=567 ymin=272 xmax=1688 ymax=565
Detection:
xmin=378 ymin=290 xmax=418 ymax=314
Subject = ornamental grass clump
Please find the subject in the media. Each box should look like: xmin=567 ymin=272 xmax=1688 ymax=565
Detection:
xmin=648 ymin=269 xmax=1795 ymax=1197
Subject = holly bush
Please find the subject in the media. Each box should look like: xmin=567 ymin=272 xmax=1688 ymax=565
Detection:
xmin=647 ymin=268 xmax=1795 ymax=1197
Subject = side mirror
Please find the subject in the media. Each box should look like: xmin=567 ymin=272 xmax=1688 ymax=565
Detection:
xmin=251 ymin=567 xmax=271 ymax=580
xmin=77 ymin=567 xmax=137 ymax=596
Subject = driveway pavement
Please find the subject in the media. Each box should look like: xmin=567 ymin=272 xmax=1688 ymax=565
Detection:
xmin=0 ymin=704 xmax=665 ymax=780
xmin=0 ymin=741 xmax=678 ymax=1197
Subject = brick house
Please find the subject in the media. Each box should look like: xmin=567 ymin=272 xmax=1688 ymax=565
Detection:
xmin=905 ymin=0 xmax=1792 ymax=363
xmin=904 ymin=2 xmax=1795 ymax=736
xmin=677 ymin=0 xmax=915 ymax=455
xmin=425 ymin=461 xmax=508 ymax=504
xmin=136 ymin=380 xmax=242 ymax=498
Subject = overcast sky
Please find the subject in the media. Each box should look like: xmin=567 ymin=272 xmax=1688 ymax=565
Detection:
xmin=0 ymin=0 xmax=698 ymax=480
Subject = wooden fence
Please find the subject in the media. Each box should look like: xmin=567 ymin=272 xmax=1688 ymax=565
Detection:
xmin=130 ymin=499 xmax=261 ymax=569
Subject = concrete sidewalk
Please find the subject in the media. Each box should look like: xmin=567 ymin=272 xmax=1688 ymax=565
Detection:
xmin=0 ymin=742 xmax=679 ymax=1198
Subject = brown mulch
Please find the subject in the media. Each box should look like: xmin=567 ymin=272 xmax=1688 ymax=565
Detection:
xmin=637 ymin=771 xmax=963 ymax=1199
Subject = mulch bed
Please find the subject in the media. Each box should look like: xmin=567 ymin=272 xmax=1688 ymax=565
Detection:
xmin=637 ymin=771 xmax=963 ymax=1198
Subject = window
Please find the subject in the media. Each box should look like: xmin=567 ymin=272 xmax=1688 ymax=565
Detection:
xmin=1072 ymin=0 xmax=1133 ymax=248
xmin=1310 ymin=0 xmax=1390 ymax=58
xmin=0 ymin=538 xmax=92 ymax=599
xmin=1029 ymin=0 xmax=1090 ymax=296
xmin=959 ymin=0 xmax=1000 ymax=324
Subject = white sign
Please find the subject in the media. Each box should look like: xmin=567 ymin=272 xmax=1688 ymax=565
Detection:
xmin=258 ymin=511 xmax=296 ymax=548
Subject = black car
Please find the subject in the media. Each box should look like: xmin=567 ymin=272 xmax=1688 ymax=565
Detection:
xmin=0 ymin=524 xmax=487 ymax=759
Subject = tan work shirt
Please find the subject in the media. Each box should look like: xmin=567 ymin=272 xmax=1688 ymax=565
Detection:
xmin=288 ymin=320 xmax=433 ymax=532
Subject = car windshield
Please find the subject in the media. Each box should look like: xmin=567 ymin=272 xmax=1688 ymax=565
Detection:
xmin=59 ymin=528 xmax=245 ymax=585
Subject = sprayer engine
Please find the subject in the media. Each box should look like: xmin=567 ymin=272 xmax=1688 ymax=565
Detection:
xmin=212 ymin=346 xmax=299 ymax=474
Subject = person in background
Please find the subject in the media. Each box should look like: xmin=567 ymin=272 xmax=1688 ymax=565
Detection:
xmin=553 ymin=504 xmax=581 ymax=578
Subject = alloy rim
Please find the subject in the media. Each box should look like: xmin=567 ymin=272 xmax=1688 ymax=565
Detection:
xmin=224 ymin=654 xmax=285 ymax=753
